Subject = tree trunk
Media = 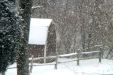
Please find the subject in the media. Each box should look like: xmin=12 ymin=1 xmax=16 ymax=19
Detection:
xmin=17 ymin=0 xmax=32 ymax=75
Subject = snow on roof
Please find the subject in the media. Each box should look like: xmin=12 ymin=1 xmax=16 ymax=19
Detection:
xmin=28 ymin=18 xmax=52 ymax=45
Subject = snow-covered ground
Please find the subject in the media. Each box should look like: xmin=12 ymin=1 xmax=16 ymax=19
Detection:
xmin=6 ymin=58 xmax=113 ymax=75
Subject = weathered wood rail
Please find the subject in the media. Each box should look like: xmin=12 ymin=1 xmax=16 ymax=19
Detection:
xmin=7 ymin=49 xmax=103 ymax=73
xmin=29 ymin=49 xmax=103 ymax=69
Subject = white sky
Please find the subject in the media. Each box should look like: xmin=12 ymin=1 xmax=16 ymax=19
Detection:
xmin=28 ymin=18 xmax=52 ymax=45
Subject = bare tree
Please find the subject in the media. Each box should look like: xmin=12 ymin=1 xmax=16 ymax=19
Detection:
xmin=32 ymin=0 xmax=113 ymax=59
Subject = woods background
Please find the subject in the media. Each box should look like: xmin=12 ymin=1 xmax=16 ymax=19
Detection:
xmin=29 ymin=0 xmax=113 ymax=60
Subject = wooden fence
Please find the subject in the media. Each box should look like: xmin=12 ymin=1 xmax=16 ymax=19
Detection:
xmin=29 ymin=49 xmax=103 ymax=70
xmin=7 ymin=49 xmax=103 ymax=74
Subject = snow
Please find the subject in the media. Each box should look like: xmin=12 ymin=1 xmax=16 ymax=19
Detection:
xmin=6 ymin=58 xmax=113 ymax=75
xmin=28 ymin=18 xmax=52 ymax=45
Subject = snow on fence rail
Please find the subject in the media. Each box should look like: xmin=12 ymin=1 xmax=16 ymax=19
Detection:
xmin=81 ymin=51 xmax=100 ymax=54
xmin=29 ymin=53 xmax=78 ymax=61
xmin=29 ymin=49 xmax=103 ymax=69
xmin=7 ymin=49 xmax=103 ymax=74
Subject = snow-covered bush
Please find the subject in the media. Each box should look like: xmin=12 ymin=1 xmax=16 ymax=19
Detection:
xmin=0 ymin=0 xmax=20 ymax=72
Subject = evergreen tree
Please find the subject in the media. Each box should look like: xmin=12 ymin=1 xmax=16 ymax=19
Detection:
xmin=0 ymin=0 xmax=20 ymax=74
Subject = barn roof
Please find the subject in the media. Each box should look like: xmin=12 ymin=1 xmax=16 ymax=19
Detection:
xmin=28 ymin=18 xmax=52 ymax=45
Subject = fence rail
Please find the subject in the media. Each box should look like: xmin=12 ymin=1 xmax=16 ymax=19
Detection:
xmin=29 ymin=49 xmax=103 ymax=69
xmin=81 ymin=51 xmax=100 ymax=54
xmin=8 ymin=49 xmax=103 ymax=74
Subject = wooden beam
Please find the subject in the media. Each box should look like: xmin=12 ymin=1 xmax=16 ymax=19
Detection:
xmin=81 ymin=51 xmax=100 ymax=54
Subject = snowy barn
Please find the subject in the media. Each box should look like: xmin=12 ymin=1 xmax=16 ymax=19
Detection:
xmin=28 ymin=18 xmax=52 ymax=45
xmin=28 ymin=18 xmax=56 ymax=63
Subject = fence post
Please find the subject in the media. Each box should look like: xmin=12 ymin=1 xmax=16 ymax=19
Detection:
xmin=55 ymin=55 xmax=58 ymax=69
xmin=55 ymin=47 xmax=59 ymax=69
xmin=77 ymin=50 xmax=80 ymax=66
xmin=44 ymin=45 xmax=47 ymax=63
xmin=29 ymin=55 xmax=34 ymax=73
xmin=101 ymin=47 xmax=103 ymax=59
xmin=99 ymin=48 xmax=102 ymax=63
